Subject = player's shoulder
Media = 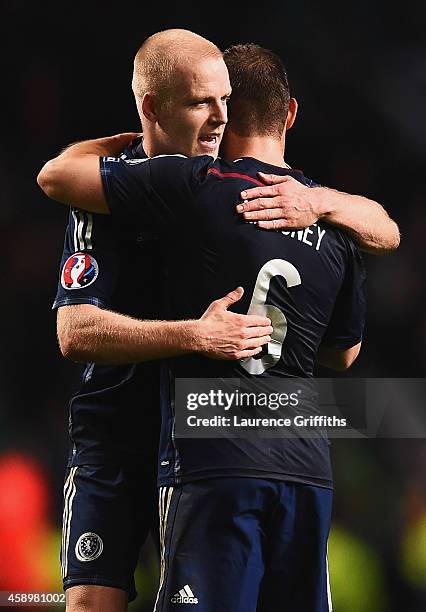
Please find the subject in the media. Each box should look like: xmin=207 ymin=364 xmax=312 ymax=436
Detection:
xmin=150 ymin=153 xmax=213 ymax=170
xmin=317 ymin=219 xmax=363 ymax=269
xmin=212 ymin=157 xmax=314 ymax=187
xmin=121 ymin=136 xmax=146 ymax=160
xmin=147 ymin=154 xmax=216 ymax=192
xmin=118 ymin=144 xmax=215 ymax=184
xmin=65 ymin=206 xmax=147 ymax=251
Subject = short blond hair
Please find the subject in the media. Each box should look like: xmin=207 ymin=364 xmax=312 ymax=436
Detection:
xmin=132 ymin=29 xmax=222 ymax=110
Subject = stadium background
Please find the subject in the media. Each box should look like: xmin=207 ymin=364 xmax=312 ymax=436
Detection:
xmin=1 ymin=1 xmax=425 ymax=610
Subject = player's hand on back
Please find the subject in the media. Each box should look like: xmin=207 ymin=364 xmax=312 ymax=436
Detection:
xmin=195 ymin=287 xmax=273 ymax=360
xmin=236 ymin=173 xmax=320 ymax=230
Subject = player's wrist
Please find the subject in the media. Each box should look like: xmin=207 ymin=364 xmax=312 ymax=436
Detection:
xmin=311 ymin=186 xmax=335 ymax=219
xmin=180 ymin=319 xmax=207 ymax=354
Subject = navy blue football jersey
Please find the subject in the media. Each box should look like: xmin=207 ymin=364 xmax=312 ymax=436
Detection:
xmin=53 ymin=140 xmax=162 ymax=467
xmin=101 ymin=154 xmax=366 ymax=488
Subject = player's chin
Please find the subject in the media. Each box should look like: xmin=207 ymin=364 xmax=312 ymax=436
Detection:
xmin=196 ymin=140 xmax=220 ymax=158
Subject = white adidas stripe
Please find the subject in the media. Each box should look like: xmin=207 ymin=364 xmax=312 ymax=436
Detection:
xmin=184 ymin=585 xmax=195 ymax=598
xmin=154 ymin=487 xmax=166 ymax=612
xmin=60 ymin=469 xmax=73 ymax=577
xmin=71 ymin=210 xmax=93 ymax=251
xmin=64 ymin=475 xmax=77 ymax=577
xmin=61 ymin=467 xmax=77 ymax=578
xmin=77 ymin=213 xmax=85 ymax=251
xmin=85 ymin=214 xmax=93 ymax=250
xmin=326 ymin=551 xmax=333 ymax=611
xmin=72 ymin=210 xmax=79 ymax=253
xmin=172 ymin=584 xmax=196 ymax=601
xmin=153 ymin=486 xmax=174 ymax=612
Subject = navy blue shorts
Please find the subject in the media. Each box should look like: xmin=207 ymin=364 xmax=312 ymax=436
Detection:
xmin=61 ymin=464 xmax=158 ymax=601
xmin=154 ymin=478 xmax=333 ymax=612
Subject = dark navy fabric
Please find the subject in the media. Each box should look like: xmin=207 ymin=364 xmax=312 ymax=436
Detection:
xmin=101 ymin=154 xmax=366 ymax=490
xmin=53 ymin=139 xmax=162 ymax=467
xmin=61 ymin=464 xmax=158 ymax=602
xmin=155 ymin=478 xmax=333 ymax=612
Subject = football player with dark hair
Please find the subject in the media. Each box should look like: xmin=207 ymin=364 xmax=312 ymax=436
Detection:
xmin=40 ymin=31 xmax=398 ymax=612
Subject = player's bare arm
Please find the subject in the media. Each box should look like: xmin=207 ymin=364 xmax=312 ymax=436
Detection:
xmin=38 ymin=136 xmax=399 ymax=257
xmin=37 ymin=134 xmax=138 ymax=213
xmin=57 ymin=287 xmax=273 ymax=364
xmin=317 ymin=342 xmax=362 ymax=371
xmin=236 ymin=173 xmax=400 ymax=254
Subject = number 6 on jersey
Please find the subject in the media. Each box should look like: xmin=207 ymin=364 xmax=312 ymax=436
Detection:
xmin=240 ymin=259 xmax=302 ymax=375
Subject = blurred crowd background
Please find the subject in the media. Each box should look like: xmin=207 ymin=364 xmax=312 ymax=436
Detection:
xmin=1 ymin=1 xmax=425 ymax=610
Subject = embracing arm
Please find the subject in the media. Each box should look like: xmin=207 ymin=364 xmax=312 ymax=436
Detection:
xmin=317 ymin=342 xmax=361 ymax=371
xmin=305 ymin=186 xmax=399 ymax=253
xmin=57 ymin=288 xmax=273 ymax=365
xmin=37 ymin=133 xmax=138 ymax=213
xmin=236 ymin=173 xmax=400 ymax=254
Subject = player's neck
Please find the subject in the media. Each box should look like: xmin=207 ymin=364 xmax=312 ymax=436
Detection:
xmin=141 ymin=132 xmax=157 ymax=158
xmin=222 ymin=132 xmax=287 ymax=168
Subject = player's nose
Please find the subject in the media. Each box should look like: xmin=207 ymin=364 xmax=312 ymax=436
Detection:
xmin=210 ymin=100 xmax=228 ymax=126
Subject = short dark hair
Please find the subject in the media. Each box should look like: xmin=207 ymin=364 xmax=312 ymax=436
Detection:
xmin=223 ymin=44 xmax=290 ymax=139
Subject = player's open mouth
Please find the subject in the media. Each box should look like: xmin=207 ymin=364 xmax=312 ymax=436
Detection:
xmin=199 ymin=134 xmax=221 ymax=150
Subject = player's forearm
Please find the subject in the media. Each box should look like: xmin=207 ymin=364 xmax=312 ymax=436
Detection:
xmin=316 ymin=188 xmax=400 ymax=253
xmin=238 ymin=175 xmax=400 ymax=254
xmin=57 ymin=306 xmax=200 ymax=364
xmin=317 ymin=342 xmax=361 ymax=371
xmin=37 ymin=133 xmax=137 ymax=211
xmin=57 ymin=294 xmax=272 ymax=365
xmin=58 ymin=133 xmax=137 ymax=158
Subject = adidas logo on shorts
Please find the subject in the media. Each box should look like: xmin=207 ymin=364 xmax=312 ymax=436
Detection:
xmin=171 ymin=584 xmax=198 ymax=604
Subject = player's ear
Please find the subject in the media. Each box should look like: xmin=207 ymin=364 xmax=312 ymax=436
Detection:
xmin=285 ymin=97 xmax=298 ymax=131
xmin=141 ymin=93 xmax=158 ymax=122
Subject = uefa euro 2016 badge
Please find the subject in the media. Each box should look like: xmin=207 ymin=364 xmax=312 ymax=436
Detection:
xmin=61 ymin=253 xmax=99 ymax=290
xmin=75 ymin=532 xmax=104 ymax=562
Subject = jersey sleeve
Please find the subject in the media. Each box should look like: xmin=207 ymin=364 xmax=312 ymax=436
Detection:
xmin=52 ymin=209 xmax=120 ymax=310
xmin=309 ymin=179 xmax=320 ymax=188
xmin=321 ymin=238 xmax=367 ymax=350
xmin=100 ymin=155 xmax=210 ymax=230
